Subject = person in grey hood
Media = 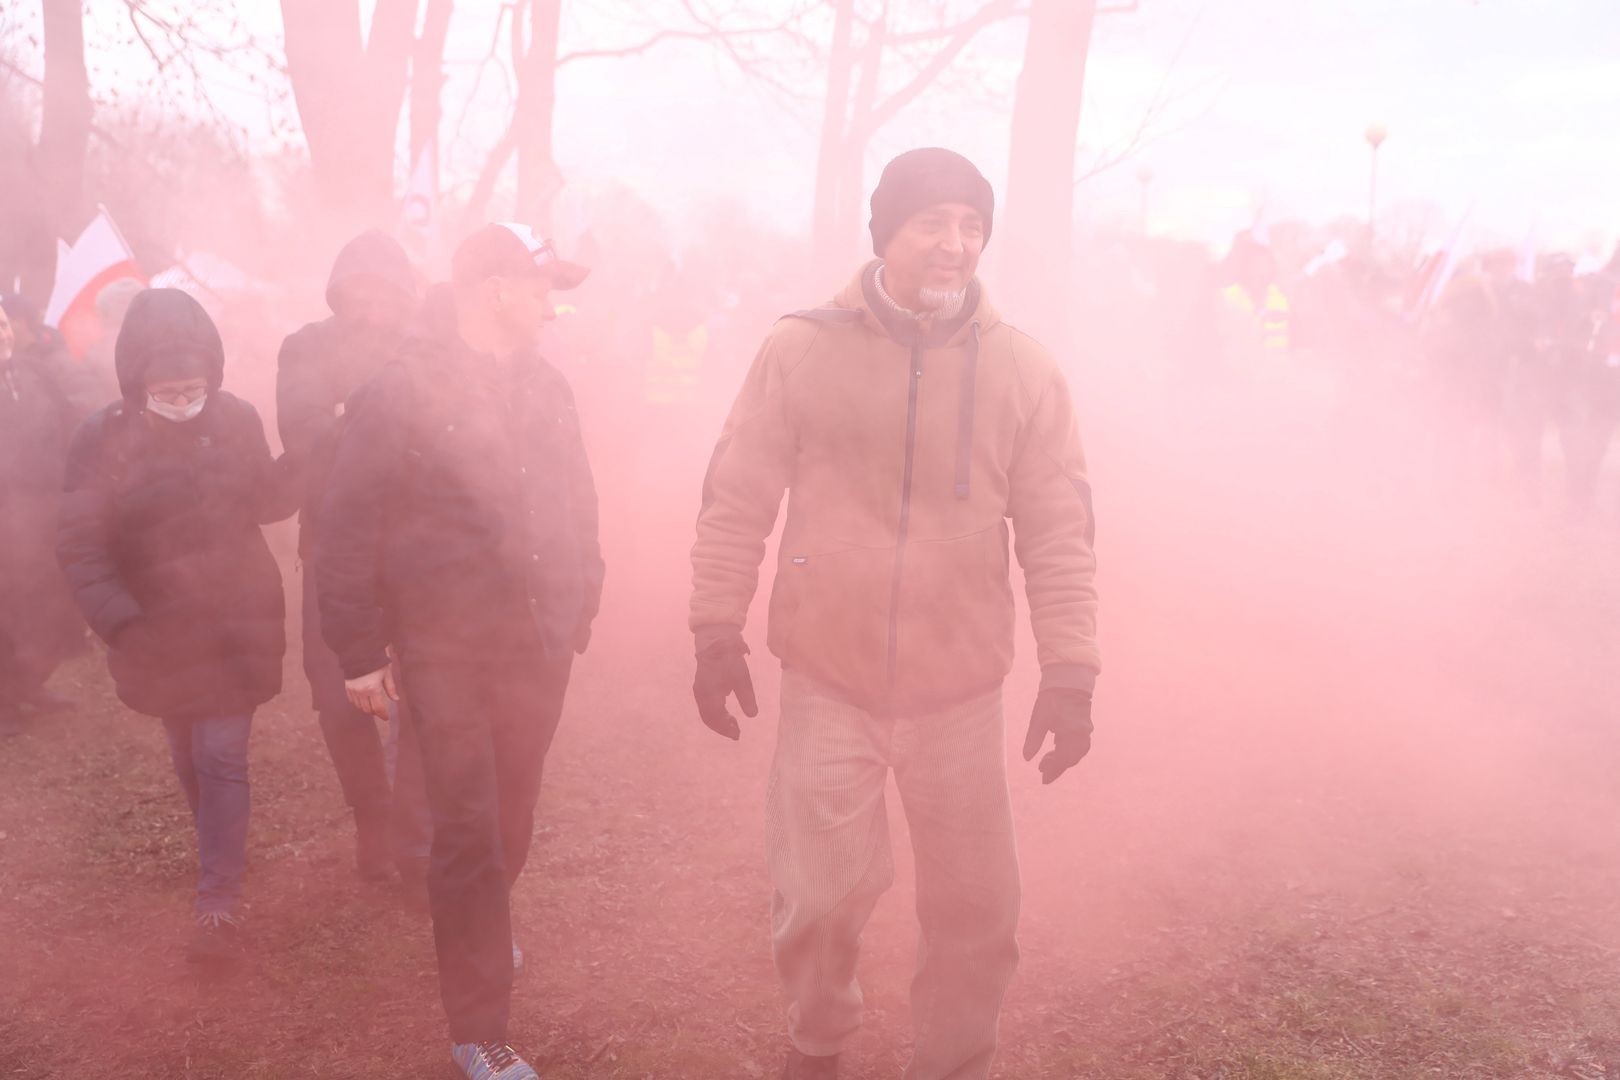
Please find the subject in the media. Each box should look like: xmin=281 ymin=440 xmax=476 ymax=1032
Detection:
xmin=0 ymin=296 xmax=97 ymax=733
xmin=276 ymin=231 xmax=431 ymax=895
xmin=56 ymin=287 xmax=299 ymax=965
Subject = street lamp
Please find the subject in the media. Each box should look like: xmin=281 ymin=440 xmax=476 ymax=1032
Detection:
xmin=1365 ymin=123 xmax=1388 ymax=246
xmin=1136 ymin=165 xmax=1155 ymax=234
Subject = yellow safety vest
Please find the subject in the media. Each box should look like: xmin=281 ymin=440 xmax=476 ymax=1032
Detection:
xmin=1221 ymin=283 xmax=1291 ymax=352
xmin=646 ymin=323 xmax=708 ymax=406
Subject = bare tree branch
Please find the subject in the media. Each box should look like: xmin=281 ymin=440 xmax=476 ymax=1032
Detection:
xmin=452 ymin=1 xmax=520 ymax=147
xmin=556 ymin=10 xmax=811 ymax=68
xmin=675 ymin=0 xmax=821 ymax=109
xmin=0 ymin=55 xmax=42 ymax=89
xmin=1075 ymin=0 xmax=1212 ymax=184
xmin=466 ymin=119 xmax=520 ymax=223
xmin=411 ymin=0 xmax=455 ymax=162
xmin=857 ymin=0 xmax=1022 ymax=139
xmin=881 ymin=6 xmax=1030 ymax=46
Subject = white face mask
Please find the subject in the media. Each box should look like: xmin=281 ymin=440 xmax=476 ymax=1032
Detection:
xmin=147 ymin=392 xmax=207 ymax=423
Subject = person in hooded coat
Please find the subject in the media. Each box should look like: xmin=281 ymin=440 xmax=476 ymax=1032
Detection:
xmin=56 ymin=287 xmax=299 ymax=964
xmin=276 ymin=231 xmax=431 ymax=892
xmin=0 ymin=295 xmax=100 ymax=732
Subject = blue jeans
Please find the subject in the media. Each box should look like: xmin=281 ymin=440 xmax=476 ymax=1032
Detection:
xmin=162 ymin=713 xmax=253 ymax=915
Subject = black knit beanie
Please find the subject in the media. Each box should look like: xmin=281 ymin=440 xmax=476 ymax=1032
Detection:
xmin=869 ymin=148 xmax=995 ymax=258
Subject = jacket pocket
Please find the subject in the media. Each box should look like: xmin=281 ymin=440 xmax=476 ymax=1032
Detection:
xmin=766 ymin=546 xmax=893 ymax=695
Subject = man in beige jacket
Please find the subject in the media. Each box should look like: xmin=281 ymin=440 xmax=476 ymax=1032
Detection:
xmin=690 ymin=148 xmax=1100 ymax=1080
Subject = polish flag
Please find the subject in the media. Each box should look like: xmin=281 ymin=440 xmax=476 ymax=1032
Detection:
xmin=45 ymin=206 xmax=143 ymax=357
xmin=1408 ymin=207 xmax=1474 ymax=320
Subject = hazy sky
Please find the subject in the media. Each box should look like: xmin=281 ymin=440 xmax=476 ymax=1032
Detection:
xmin=462 ymin=0 xmax=1620 ymax=256
xmin=13 ymin=0 xmax=1620 ymax=255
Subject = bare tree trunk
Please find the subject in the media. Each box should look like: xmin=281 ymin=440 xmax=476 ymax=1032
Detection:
xmin=280 ymin=0 xmax=418 ymax=229
xmin=1001 ymin=0 xmax=1096 ymax=347
xmin=363 ymin=0 xmax=418 ymax=187
xmin=830 ymin=11 xmax=886 ymax=272
xmin=410 ymin=0 xmax=456 ymax=166
xmin=513 ymin=0 xmax=563 ymax=231
xmin=810 ymin=0 xmax=857 ymax=278
xmin=23 ymin=0 xmax=93 ymax=296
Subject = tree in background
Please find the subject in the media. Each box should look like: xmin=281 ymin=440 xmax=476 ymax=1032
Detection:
xmin=1001 ymin=0 xmax=1099 ymax=345
xmin=1 ymin=0 xmax=281 ymax=295
xmin=0 ymin=0 xmax=89 ymax=297
xmin=805 ymin=0 xmax=1022 ymax=280
xmin=279 ymin=0 xmax=441 ymax=231
xmin=459 ymin=0 xmax=814 ymax=234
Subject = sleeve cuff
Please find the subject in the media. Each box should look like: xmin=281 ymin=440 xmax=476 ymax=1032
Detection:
xmin=1040 ymin=664 xmax=1097 ymax=696
xmin=693 ymin=623 xmax=744 ymax=654
xmin=339 ymin=648 xmax=391 ymax=682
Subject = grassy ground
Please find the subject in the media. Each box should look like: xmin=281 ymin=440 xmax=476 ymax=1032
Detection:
xmin=5 ymin=417 xmax=1620 ymax=1078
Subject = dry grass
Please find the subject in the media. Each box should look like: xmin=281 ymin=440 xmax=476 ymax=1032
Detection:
xmin=6 ymin=485 xmax=1620 ymax=1078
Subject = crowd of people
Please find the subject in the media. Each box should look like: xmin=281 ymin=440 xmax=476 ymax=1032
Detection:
xmin=1087 ymin=223 xmax=1620 ymax=514
xmin=3 ymin=140 xmax=1618 ymax=1080
xmin=1 ymin=148 xmax=1102 ymax=1080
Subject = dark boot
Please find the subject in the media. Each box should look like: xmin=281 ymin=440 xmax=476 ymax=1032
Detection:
xmin=354 ymin=806 xmax=392 ymax=883
xmin=783 ymin=1048 xmax=839 ymax=1080
xmin=186 ymin=911 xmax=243 ymax=966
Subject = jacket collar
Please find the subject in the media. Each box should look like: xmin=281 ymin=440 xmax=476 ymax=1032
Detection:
xmin=831 ymin=261 xmax=1001 ymax=347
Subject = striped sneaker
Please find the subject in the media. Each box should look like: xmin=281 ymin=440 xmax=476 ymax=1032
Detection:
xmin=450 ymin=1041 xmax=538 ymax=1080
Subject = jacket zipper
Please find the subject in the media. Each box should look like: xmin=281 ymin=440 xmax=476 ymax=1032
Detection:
xmin=887 ymin=340 xmax=924 ymax=684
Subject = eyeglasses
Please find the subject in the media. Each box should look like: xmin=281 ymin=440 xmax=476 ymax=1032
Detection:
xmin=148 ymin=385 xmax=208 ymax=406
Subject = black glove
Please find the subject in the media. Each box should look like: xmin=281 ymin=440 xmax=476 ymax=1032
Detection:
xmin=1022 ymin=688 xmax=1093 ymax=785
xmin=693 ymin=630 xmax=758 ymax=741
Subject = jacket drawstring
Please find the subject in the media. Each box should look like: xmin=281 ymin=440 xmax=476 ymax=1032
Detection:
xmin=954 ymin=322 xmax=981 ymax=499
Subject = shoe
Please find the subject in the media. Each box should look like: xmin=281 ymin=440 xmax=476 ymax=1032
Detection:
xmin=186 ymin=911 xmax=243 ymax=965
xmin=512 ymin=939 xmax=524 ymax=979
xmin=450 ymin=1040 xmax=539 ymax=1080
xmin=354 ymin=807 xmax=392 ymax=883
xmin=783 ymin=1048 xmax=839 ymax=1079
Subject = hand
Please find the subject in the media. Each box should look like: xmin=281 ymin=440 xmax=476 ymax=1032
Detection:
xmin=573 ymin=619 xmax=593 ymax=655
xmin=693 ymin=631 xmax=758 ymax=741
xmin=346 ymin=658 xmax=399 ymax=721
xmin=1022 ymin=688 xmax=1093 ymax=785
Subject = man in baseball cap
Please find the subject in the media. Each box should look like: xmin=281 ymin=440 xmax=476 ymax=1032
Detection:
xmin=452 ymin=222 xmax=591 ymax=292
xmin=316 ymin=224 xmax=603 ymax=1080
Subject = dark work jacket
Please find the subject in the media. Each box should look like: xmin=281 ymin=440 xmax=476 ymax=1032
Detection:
xmin=276 ymin=318 xmax=409 ymax=555
xmin=57 ymin=288 xmax=301 ymax=720
xmin=316 ymin=295 xmax=605 ymax=680
xmin=276 ymin=233 xmax=416 ymax=556
xmin=1 ymin=345 xmax=100 ymax=665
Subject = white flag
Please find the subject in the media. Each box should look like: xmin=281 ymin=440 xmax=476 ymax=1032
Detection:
xmin=44 ymin=206 xmax=142 ymax=356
